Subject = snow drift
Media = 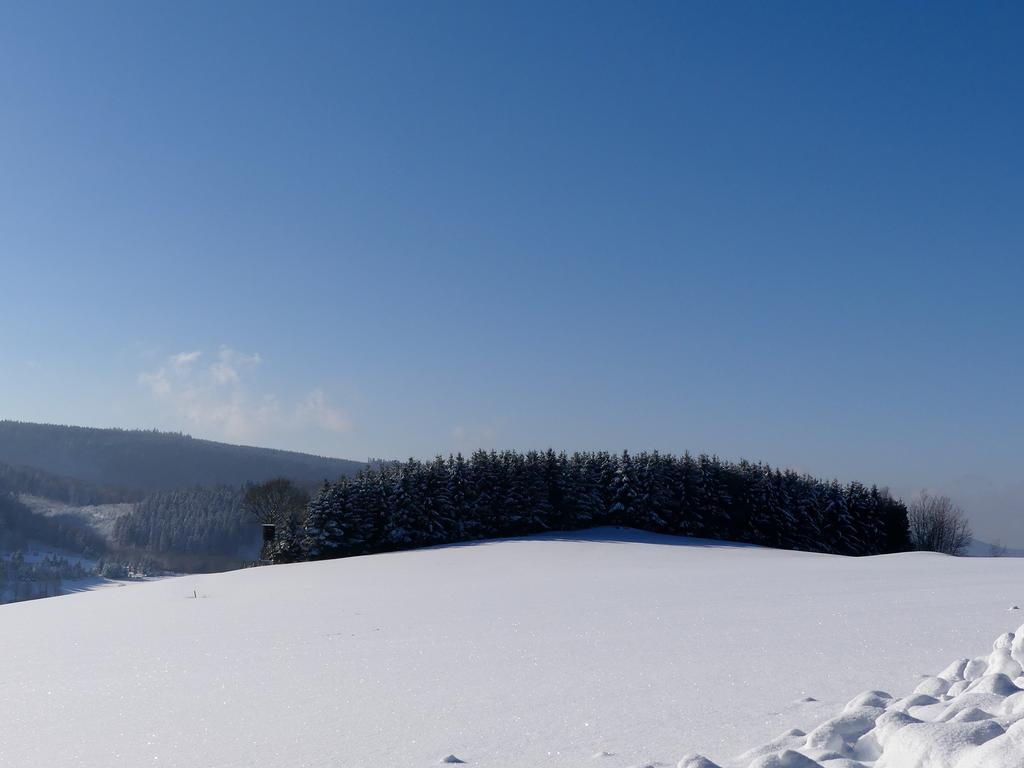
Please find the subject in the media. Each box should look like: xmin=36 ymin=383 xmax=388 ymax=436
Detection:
xmin=686 ymin=624 xmax=1024 ymax=767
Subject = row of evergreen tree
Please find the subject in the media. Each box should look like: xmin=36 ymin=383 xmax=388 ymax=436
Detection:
xmin=0 ymin=552 xmax=90 ymax=604
xmin=285 ymin=450 xmax=911 ymax=562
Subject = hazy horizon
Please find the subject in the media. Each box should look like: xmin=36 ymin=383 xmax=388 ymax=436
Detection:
xmin=3 ymin=2 xmax=1023 ymax=545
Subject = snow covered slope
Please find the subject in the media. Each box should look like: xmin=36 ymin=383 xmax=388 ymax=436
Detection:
xmin=2 ymin=528 xmax=1024 ymax=768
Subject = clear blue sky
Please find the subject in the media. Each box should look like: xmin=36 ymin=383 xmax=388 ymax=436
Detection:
xmin=2 ymin=2 xmax=1023 ymax=542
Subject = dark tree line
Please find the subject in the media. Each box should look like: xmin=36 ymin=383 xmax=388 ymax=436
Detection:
xmin=287 ymin=450 xmax=910 ymax=562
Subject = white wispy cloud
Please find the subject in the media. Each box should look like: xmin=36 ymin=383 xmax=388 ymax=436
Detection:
xmin=171 ymin=350 xmax=202 ymax=369
xmin=296 ymin=389 xmax=352 ymax=434
xmin=209 ymin=348 xmax=261 ymax=385
xmin=138 ymin=347 xmax=351 ymax=445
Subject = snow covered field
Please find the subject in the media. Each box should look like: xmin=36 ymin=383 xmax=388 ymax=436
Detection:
xmin=2 ymin=528 xmax=1024 ymax=768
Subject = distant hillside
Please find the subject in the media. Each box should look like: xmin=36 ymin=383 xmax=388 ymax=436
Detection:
xmin=0 ymin=461 xmax=142 ymax=505
xmin=967 ymin=539 xmax=1024 ymax=557
xmin=0 ymin=421 xmax=364 ymax=492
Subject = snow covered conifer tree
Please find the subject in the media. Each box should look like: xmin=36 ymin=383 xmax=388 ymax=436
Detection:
xmin=520 ymin=451 xmax=554 ymax=531
xmin=843 ymin=481 xmax=871 ymax=555
xmin=877 ymin=489 xmax=911 ymax=554
xmin=775 ymin=470 xmax=799 ymax=549
xmin=383 ymin=461 xmax=427 ymax=550
xmin=303 ymin=481 xmax=346 ymax=559
xmin=446 ymin=454 xmax=469 ymax=537
xmin=543 ymin=450 xmax=568 ymax=528
xmin=497 ymin=451 xmax=526 ymax=534
xmin=740 ymin=462 xmax=778 ymax=547
xmin=695 ymin=454 xmax=731 ymax=539
xmin=470 ymin=450 xmax=502 ymax=535
xmin=675 ymin=452 xmax=702 ymax=535
xmin=421 ymin=456 xmax=456 ymax=544
xmin=608 ymin=450 xmax=638 ymax=526
xmin=563 ymin=452 xmax=602 ymax=527
xmin=630 ymin=452 xmax=670 ymax=532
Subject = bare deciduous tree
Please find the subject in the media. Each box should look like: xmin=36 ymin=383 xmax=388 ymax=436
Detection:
xmin=243 ymin=478 xmax=310 ymax=528
xmin=907 ymin=492 xmax=972 ymax=556
xmin=989 ymin=540 xmax=1008 ymax=558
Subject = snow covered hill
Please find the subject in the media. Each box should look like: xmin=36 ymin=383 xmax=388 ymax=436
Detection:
xmin=2 ymin=528 xmax=1024 ymax=768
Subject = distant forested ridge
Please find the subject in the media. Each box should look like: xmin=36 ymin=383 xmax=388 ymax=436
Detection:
xmin=288 ymin=451 xmax=911 ymax=562
xmin=0 ymin=462 xmax=141 ymax=505
xmin=0 ymin=492 xmax=107 ymax=556
xmin=0 ymin=421 xmax=363 ymax=573
xmin=0 ymin=421 xmax=364 ymax=491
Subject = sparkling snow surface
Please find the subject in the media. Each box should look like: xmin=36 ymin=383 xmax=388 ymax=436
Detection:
xmin=2 ymin=528 xmax=1024 ymax=768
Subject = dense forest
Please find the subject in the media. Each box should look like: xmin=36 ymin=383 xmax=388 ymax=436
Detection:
xmin=288 ymin=450 xmax=911 ymax=563
xmin=0 ymin=421 xmax=364 ymax=491
xmin=0 ymin=464 xmax=260 ymax=573
xmin=111 ymin=486 xmax=260 ymax=570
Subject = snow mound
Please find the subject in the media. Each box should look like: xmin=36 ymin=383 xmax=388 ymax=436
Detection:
xmin=677 ymin=756 xmax=723 ymax=768
xmin=687 ymin=625 xmax=1024 ymax=767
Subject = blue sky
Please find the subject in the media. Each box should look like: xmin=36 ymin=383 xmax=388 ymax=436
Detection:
xmin=2 ymin=2 xmax=1023 ymax=541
